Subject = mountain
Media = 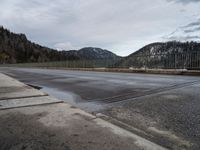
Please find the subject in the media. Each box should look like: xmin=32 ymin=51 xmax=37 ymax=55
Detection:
xmin=77 ymin=47 xmax=119 ymax=60
xmin=117 ymin=41 xmax=200 ymax=69
xmin=0 ymin=26 xmax=119 ymax=64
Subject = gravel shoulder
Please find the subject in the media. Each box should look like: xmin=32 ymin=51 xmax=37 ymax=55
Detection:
xmin=103 ymin=83 xmax=200 ymax=150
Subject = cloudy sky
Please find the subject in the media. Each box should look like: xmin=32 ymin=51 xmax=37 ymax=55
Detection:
xmin=0 ymin=0 xmax=200 ymax=56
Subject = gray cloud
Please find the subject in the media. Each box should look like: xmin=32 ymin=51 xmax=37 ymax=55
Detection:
xmin=182 ymin=19 xmax=200 ymax=28
xmin=168 ymin=35 xmax=200 ymax=41
xmin=163 ymin=17 xmax=200 ymax=41
xmin=0 ymin=0 xmax=200 ymax=56
xmin=167 ymin=0 xmax=200 ymax=4
xmin=184 ymin=26 xmax=200 ymax=33
xmin=181 ymin=18 xmax=200 ymax=33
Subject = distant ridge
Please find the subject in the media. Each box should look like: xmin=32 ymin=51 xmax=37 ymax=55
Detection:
xmin=0 ymin=26 xmax=119 ymax=64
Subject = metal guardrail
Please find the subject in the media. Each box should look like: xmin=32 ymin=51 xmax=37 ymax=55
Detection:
xmin=1 ymin=52 xmax=200 ymax=70
xmin=124 ymin=52 xmax=200 ymax=70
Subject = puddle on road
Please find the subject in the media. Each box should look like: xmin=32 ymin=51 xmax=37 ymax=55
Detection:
xmin=41 ymin=86 xmax=105 ymax=113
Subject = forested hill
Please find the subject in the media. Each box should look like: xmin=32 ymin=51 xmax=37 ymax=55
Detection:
xmin=117 ymin=41 xmax=200 ymax=67
xmin=0 ymin=26 xmax=119 ymax=64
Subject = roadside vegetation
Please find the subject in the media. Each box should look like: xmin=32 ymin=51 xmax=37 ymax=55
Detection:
xmin=1 ymin=59 xmax=116 ymax=68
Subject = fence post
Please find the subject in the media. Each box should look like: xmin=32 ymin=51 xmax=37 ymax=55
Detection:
xmin=175 ymin=54 xmax=177 ymax=70
xmin=145 ymin=53 xmax=147 ymax=70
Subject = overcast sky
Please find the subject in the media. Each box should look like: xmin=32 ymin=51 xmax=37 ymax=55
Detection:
xmin=0 ymin=0 xmax=200 ymax=56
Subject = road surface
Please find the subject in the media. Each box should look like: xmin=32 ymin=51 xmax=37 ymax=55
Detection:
xmin=1 ymin=67 xmax=200 ymax=149
xmin=1 ymin=73 xmax=166 ymax=150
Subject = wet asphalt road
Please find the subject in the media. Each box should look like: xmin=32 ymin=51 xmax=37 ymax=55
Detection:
xmin=1 ymin=67 xmax=200 ymax=149
xmin=0 ymin=67 xmax=199 ymax=105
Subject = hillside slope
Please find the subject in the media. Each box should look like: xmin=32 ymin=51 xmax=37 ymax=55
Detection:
xmin=0 ymin=26 xmax=119 ymax=64
xmin=117 ymin=41 xmax=200 ymax=69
